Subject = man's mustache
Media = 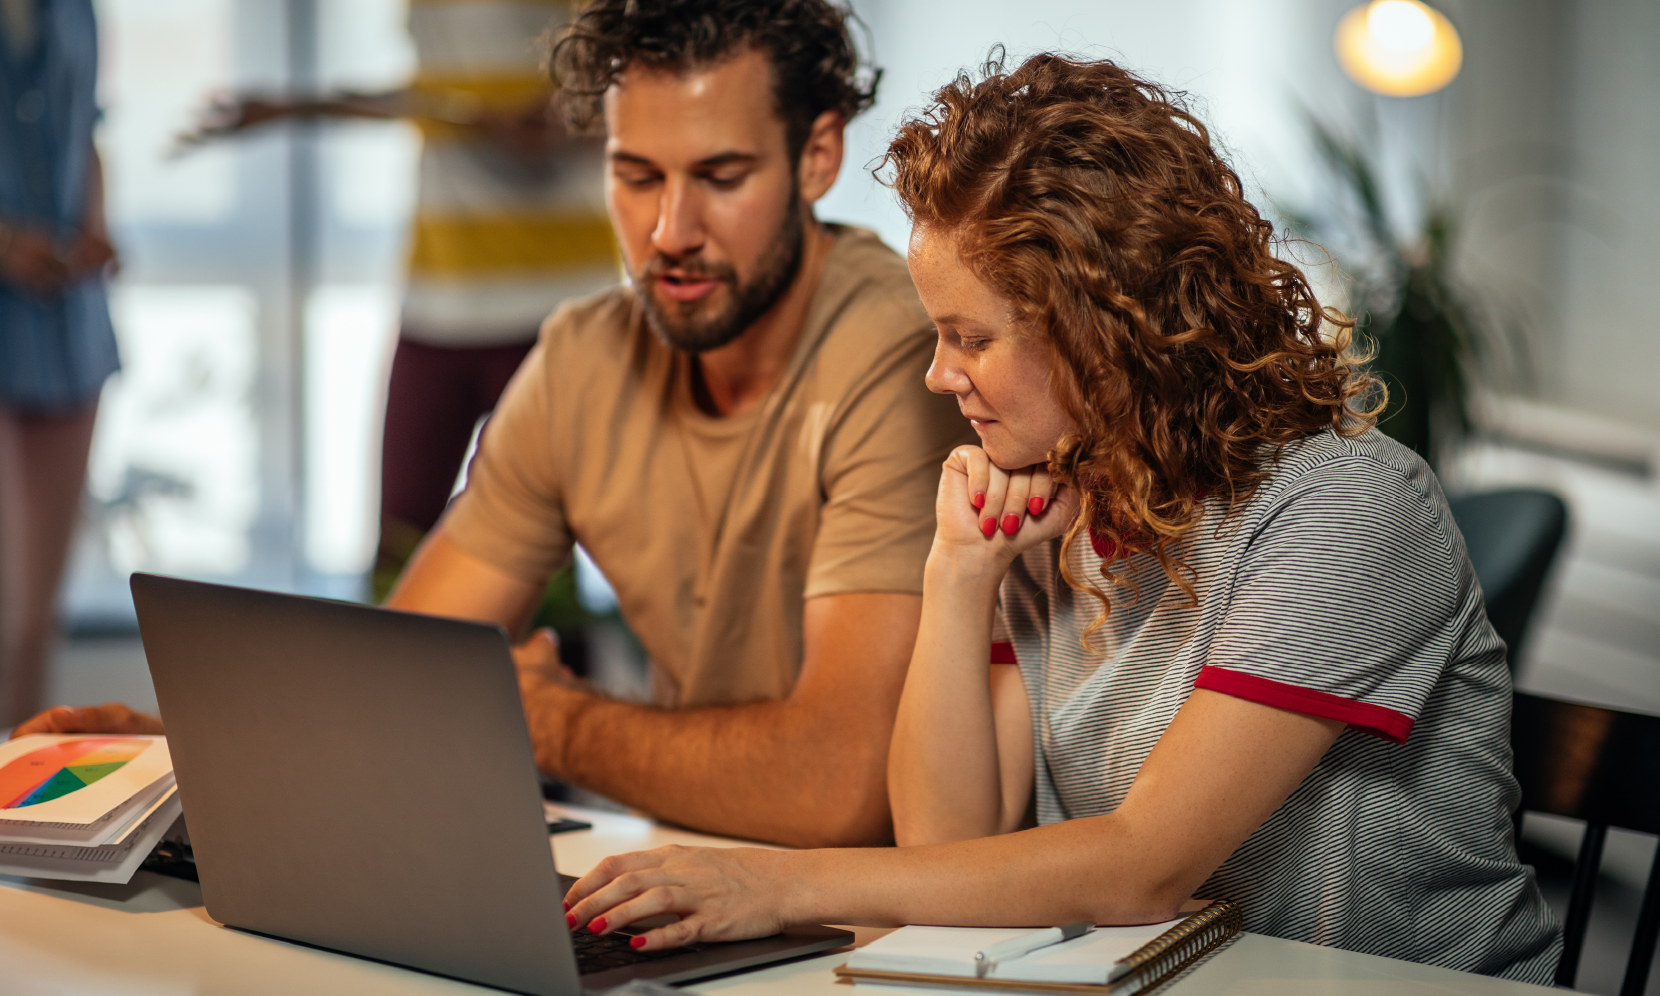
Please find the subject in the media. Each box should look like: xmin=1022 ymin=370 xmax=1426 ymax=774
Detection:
xmin=638 ymin=253 xmax=738 ymax=284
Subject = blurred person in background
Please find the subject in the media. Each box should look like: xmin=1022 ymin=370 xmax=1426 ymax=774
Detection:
xmin=0 ymin=0 xmax=117 ymax=727
xmin=184 ymin=0 xmax=618 ymax=596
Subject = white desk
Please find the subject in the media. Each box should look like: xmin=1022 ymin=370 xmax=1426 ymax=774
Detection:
xmin=0 ymin=804 xmax=1550 ymax=995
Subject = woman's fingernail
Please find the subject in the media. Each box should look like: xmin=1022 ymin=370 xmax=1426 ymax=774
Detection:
xmin=563 ymin=900 xmax=570 ymax=912
xmin=567 ymin=912 xmax=576 ymax=928
xmin=630 ymin=936 xmax=647 ymax=950
xmin=1028 ymin=496 xmax=1045 ymax=515
xmin=1002 ymin=514 xmax=1020 ymax=535
xmin=973 ymin=492 xmax=985 ymax=509
xmin=591 ymin=916 xmax=608 ymax=933
xmin=981 ymin=517 xmax=996 ymax=538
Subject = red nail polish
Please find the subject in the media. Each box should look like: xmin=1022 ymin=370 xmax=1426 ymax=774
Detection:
xmin=1028 ymin=496 xmax=1045 ymax=515
xmin=591 ymin=917 xmax=607 ymax=934
xmin=563 ymin=900 xmax=571 ymax=912
xmin=973 ymin=492 xmax=985 ymax=509
xmin=566 ymin=912 xmax=576 ymax=928
xmin=630 ymin=936 xmax=647 ymax=950
xmin=981 ymin=517 xmax=996 ymax=538
xmin=1002 ymin=514 xmax=1020 ymax=535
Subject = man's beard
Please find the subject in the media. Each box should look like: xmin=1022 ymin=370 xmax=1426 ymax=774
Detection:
xmin=636 ymin=201 xmax=806 ymax=354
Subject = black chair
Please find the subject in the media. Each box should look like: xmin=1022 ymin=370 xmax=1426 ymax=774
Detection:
xmin=1447 ymin=489 xmax=1568 ymax=670
xmin=1511 ymin=692 xmax=1660 ymax=994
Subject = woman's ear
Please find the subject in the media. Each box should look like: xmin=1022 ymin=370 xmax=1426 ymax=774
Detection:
xmin=796 ymin=110 xmax=845 ymax=204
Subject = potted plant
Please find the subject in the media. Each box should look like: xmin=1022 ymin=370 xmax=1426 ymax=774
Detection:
xmin=1284 ymin=117 xmax=1486 ymax=468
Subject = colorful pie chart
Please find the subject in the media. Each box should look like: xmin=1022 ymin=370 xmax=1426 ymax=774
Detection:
xmin=0 ymin=738 xmax=150 ymax=810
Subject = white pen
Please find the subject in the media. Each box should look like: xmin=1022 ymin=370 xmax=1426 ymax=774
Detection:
xmin=973 ymin=921 xmax=1093 ymax=978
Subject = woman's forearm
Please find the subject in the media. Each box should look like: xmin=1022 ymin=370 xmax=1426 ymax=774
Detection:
xmin=776 ymin=816 xmax=1187 ymax=929
xmin=568 ymin=687 xmax=1340 ymax=950
xmin=887 ymin=552 xmax=1006 ymax=844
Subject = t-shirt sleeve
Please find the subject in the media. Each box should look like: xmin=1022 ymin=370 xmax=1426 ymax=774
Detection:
xmin=803 ymin=325 xmax=974 ymax=599
xmin=439 ymin=332 xmax=574 ymax=583
xmin=990 ymin=607 xmax=1017 ymax=663
xmin=1195 ymin=458 xmax=1469 ymax=744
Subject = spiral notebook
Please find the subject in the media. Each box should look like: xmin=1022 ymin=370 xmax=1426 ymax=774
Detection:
xmin=834 ymin=901 xmax=1241 ymax=995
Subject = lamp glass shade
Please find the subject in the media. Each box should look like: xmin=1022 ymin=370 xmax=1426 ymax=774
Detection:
xmin=1335 ymin=0 xmax=1463 ymax=97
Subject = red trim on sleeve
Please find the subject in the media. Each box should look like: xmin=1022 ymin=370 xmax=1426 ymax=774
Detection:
xmin=1194 ymin=665 xmax=1414 ymax=744
xmin=989 ymin=641 xmax=1018 ymax=664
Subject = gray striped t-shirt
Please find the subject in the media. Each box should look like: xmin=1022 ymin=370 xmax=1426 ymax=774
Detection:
xmin=993 ymin=428 xmax=1561 ymax=982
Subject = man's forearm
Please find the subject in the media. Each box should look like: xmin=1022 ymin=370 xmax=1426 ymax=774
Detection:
xmin=533 ymin=686 xmax=893 ymax=849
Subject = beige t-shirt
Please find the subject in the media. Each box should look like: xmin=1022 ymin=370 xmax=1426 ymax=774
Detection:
xmin=443 ymin=226 xmax=972 ymax=707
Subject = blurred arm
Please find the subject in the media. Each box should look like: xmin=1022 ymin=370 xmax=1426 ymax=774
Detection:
xmin=384 ymin=525 xmax=545 ymax=634
xmin=64 ymin=145 xmax=116 ymax=278
xmin=174 ymin=89 xmax=412 ymax=151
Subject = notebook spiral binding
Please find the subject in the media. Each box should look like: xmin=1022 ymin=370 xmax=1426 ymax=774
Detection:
xmin=1118 ymin=900 xmax=1242 ymax=993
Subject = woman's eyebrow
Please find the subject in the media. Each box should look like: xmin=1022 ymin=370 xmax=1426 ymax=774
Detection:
xmin=933 ymin=313 xmax=1000 ymax=332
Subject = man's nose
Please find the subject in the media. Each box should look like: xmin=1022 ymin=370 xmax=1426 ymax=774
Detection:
xmin=652 ymin=176 xmax=705 ymax=260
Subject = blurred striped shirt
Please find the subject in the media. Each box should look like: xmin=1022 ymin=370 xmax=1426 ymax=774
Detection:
xmin=401 ymin=0 xmax=617 ymax=345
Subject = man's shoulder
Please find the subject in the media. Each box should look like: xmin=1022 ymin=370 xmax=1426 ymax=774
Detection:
xmin=526 ymin=283 xmax=650 ymax=375
xmin=538 ymin=284 xmax=636 ymax=347
xmin=813 ymin=226 xmax=933 ymax=351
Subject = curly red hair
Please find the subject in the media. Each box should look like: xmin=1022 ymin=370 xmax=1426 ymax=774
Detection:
xmin=883 ymin=53 xmax=1378 ymax=619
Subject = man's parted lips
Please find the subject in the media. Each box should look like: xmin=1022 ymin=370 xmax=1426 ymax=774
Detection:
xmin=654 ymin=269 xmax=723 ymax=303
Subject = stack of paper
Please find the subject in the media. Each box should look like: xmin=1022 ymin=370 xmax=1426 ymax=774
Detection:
xmin=0 ymin=734 xmax=181 ymax=884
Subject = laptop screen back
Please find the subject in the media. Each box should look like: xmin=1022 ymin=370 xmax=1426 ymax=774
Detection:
xmin=132 ymin=573 xmax=579 ymax=996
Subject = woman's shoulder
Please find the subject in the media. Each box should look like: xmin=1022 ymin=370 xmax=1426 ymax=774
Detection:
xmin=1256 ymin=427 xmax=1443 ymax=516
xmin=1237 ymin=428 xmax=1471 ymax=586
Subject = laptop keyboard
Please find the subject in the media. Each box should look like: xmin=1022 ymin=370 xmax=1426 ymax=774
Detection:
xmin=572 ymin=930 xmax=704 ymax=974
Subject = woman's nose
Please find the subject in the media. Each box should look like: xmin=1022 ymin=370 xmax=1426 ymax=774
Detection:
xmin=925 ymin=344 xmax=971 ymax=396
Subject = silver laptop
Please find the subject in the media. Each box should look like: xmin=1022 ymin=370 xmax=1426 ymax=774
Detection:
xmin=131 ymin=572 xmax=850 ymax=995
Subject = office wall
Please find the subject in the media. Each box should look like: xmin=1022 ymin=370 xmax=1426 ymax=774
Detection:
xmin=819 ymin=0 xmax=1356 ymax=258
xmin=819 ymin=0 xmax=1660 ymax=435
xmin=1449 ymin=0 xmax=1660 ymax=431
xmin=1557 ymin=1 xmax=1660 ymax=429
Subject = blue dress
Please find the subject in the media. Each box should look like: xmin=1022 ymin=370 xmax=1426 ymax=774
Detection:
xmin=0 ymin=0 xmax=116 ymax=414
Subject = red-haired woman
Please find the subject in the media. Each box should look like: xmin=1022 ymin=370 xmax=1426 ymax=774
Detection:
xmin=563 ymin=54 xmax=1561 ymax=982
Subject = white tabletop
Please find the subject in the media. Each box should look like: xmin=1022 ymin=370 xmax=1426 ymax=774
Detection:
xmin=0 ymin=803 xmax=1550 ymax=995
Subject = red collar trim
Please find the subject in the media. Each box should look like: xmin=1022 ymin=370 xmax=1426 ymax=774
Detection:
xmin=1087 ymin=528 xmax=1116 ymax=560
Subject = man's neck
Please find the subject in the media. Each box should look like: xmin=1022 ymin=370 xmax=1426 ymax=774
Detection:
xmin=691 ymin=219 xmax=836 ymax=418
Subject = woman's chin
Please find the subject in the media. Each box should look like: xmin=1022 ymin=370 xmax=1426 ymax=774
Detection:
xmin=983 ymin=441 xmax=1046 ymax=472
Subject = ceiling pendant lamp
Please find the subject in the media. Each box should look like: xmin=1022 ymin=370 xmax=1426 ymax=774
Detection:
xmin=1335 ymin=0 xmax=1463 ymax=97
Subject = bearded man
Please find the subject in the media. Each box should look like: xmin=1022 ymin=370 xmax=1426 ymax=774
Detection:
xmin=19 ymin=0 xmax=969 ymax=849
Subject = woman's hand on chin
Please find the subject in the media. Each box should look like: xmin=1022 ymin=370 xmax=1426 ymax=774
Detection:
xmin=930 ymin=445 xmax=1079 ymax=575
xmin=563 ymin=845 xmax=794 ymax=952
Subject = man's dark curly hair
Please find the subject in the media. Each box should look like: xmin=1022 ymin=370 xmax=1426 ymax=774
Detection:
xmin=550 ymin=0 xmax=879 ymax=161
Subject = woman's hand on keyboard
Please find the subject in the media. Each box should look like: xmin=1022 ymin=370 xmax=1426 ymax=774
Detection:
xmin=564 ymin=845 xmax=794 ymax=951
